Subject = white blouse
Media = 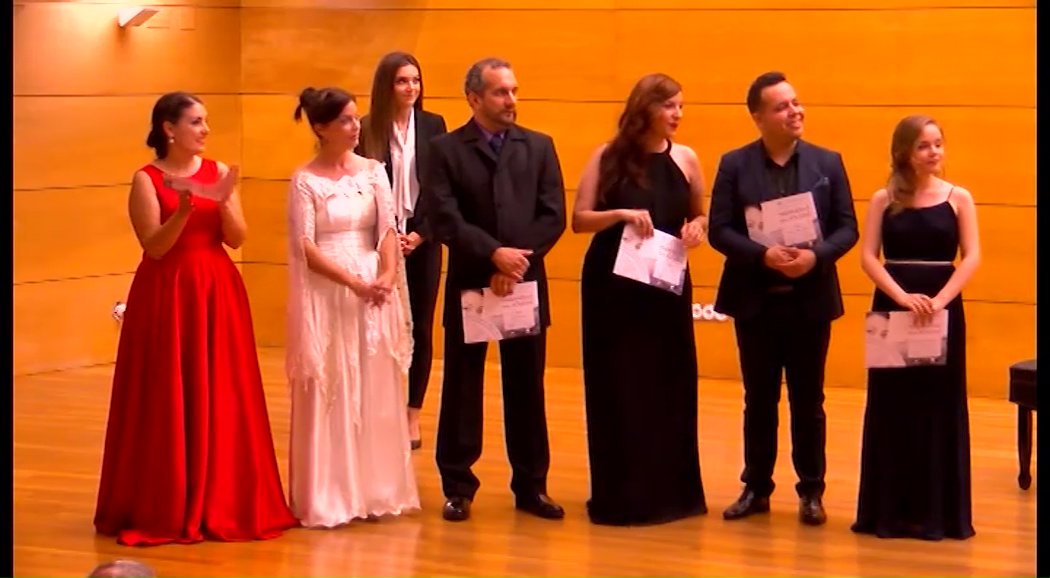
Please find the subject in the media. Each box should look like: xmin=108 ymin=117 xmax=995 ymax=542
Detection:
xmin=389 ymin=108 xmax=420 ymax=233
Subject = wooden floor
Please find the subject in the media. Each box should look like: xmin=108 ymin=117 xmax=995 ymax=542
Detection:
xmin=13 ymin=348 xmax=1037 ymax=577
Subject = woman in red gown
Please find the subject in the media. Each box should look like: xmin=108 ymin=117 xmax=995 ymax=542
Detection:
xmin=94 ymin=92 xmax=299 ymax=546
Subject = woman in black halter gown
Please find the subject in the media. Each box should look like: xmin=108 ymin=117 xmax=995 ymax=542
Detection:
xmin=571 ymin=74 xmax=709 ymax=526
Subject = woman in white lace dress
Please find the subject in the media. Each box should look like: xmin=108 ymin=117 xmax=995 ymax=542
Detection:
xmin=285 ymin=86 xmax=419 ymax=528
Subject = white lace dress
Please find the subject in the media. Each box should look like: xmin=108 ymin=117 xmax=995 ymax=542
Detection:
xmin=285 ymin=162 xmax=419 ymax=528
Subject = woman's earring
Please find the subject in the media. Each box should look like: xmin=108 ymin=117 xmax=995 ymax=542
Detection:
xmin=168 ymin=136 xmax=175 ymax=144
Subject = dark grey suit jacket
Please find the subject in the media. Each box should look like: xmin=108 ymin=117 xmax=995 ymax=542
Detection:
xmin=708 ymin=139 xmax=859 ymax=322
xmin=426 ymin=119 xmax=567 ymax=329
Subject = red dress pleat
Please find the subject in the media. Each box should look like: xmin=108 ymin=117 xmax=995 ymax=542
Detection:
xmin=94 ymin=159 xmax=299 ymax=546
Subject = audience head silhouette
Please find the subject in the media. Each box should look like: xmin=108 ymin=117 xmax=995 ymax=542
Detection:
xmin=87 ymin=560 xmax=156 ymax=578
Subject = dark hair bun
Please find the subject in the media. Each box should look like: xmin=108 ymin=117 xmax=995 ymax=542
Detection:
xmin=294 ymin=87 xmax=320 ymax=122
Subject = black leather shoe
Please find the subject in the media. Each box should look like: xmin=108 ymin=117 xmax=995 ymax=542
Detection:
xmin=515 ymin=493 xmax=565 ymax=519
xmin=723 ymin=489 xmax=771 ymax=520
xmin=799 ymin=496 xmax=826 ymax=526
xmin=442 ymin=496 xmax=472 ymax=522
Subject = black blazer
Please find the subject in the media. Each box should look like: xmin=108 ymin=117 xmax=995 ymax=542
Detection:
xmin=708 ymin=139 xmax=859 ymax=322
xmin=426 ymin=119 xmax=567 ymax=329
xmin=357 ymin=109 xmax=448 ymax=238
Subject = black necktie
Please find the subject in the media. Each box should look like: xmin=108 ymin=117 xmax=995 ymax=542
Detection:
xmin=489 ymin=133 xmax=504 ymax=156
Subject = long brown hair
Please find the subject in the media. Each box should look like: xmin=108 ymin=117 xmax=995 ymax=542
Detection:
xmin=360 ymin=51 xmax=425 ymax=160
xmin=887 ymin=114 xmax=943 ymax=213
xmin=597 ymin=73 xmax=682 ymax=202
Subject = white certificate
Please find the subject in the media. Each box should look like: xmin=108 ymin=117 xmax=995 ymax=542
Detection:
xmin=461 ymin=281 xmax=541 ymax=344
xmin=612 ymin=226 xmax=687 ymax=295
xmin=864 ymin=310 xmax=949 ymax=369
xmin=746 ymin=191 xmax=823 ymax=249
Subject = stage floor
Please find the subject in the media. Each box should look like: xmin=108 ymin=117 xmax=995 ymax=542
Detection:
xmin=13 ymin=348 xmax=1036 ymax=577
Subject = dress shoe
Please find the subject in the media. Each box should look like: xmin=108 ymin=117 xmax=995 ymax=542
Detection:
xmin=799 ymin=496 xmax=827 ymax=526
xmin=722 ymin=489 xmax=771 ymax=520
xmin=515 ymin=493 xmax=565 ymax=519
xmin=442 ymin=496 xmax=472 ymax=522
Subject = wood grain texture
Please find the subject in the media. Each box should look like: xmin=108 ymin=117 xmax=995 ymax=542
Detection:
xmin=14 ymin=186 xmax=244 ymax=284
xmin=237 ymin=6 xmax=1034 ymax=107
xmin=13 ymin=275 xmax=134 ymax=375
xmin=14 ymin=95 xmax=242 ymax=191
xmin=14 ymin=187 xmax=141 ymax=284
xmin=614 ymin=8 xmax=1035 ymax=107
xmin=239 ymin=262 xmax=1033 ymax=399
xmin=14 ymin=3 xmax=241 ymax=96
xmin=240 ymin=8 xmax=619 ymax=98
xmin=12 ymin=351 xmax=1036 ymax=577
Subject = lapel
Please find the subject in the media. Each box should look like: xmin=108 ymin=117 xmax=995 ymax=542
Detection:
xmin=795 ymin=140 xmax=827 ymax=196
xmin=491 ymin=125 xmax=527 ymax=230
xmin=462 ymin=118 xmax=498 ymax=164
xmin=496 ymin=124 xmax=526 ymax=174
xmin=412 ymin=109 xmax=427 ymax=159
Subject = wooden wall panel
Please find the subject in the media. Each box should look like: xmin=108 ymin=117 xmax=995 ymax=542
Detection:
xmin=14 ymin=3 xmax=241 ymax=96
xmin=14 ymin=187 xmax=141 ymax=284
xmin=13 ymin=275 xmax=134 ymax=375
xmin=240 ymin=8 xmax=618 ymax=99
xmin=14 ymin=95 xmax=242 ymax=191
xmin=242 ymin=262 xmax=289 ymax=347
xmin=241 ymin=179 xmax=290 ymax=263
xmin=14 ymin=186 xmax=244 ymax=284
xmin=240 ymin=95 xmax=314 ymax=180
xmin=615 ymin=9 xmax=1035 ymax=108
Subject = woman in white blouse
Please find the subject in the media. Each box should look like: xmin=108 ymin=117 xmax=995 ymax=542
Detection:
xmin=358 ymin=52 xmax=448 ymax=450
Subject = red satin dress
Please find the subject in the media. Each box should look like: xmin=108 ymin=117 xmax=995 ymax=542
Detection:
xmin=94 ymin=159 xmax=299 ymax=546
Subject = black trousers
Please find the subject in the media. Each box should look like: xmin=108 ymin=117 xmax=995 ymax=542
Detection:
xmin=435 ymin=326 xmax=551 ymax=500
xmin=733 ymin=294 xmax=832 ymax=499
xmin=405 ymin=238 xmax=443 ymax=409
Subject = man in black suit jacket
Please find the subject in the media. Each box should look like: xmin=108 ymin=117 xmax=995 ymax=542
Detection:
xmin=709 ymin=71 xmax=859 ymax=526
xmin=426 ymin=57 xmax=567 ymax=522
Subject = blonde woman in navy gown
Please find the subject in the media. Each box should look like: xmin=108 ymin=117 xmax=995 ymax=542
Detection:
xmin=853 ymin=114 xmax=980 ymax=540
